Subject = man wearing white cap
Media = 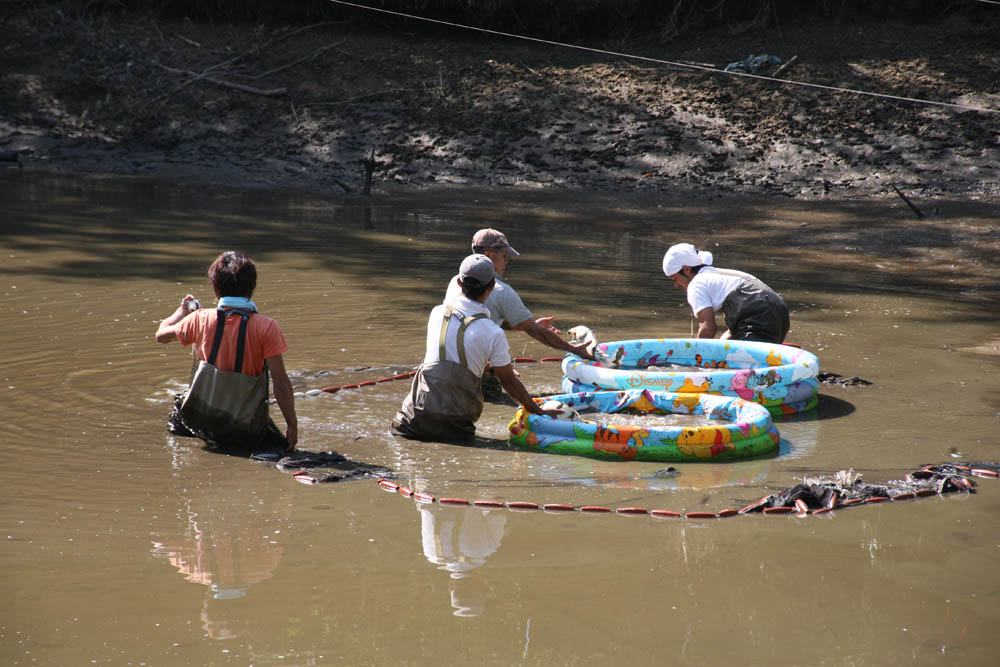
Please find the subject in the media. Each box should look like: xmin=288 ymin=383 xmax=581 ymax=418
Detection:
xmin=662 ymin=243 xmax=790 ymax=343
xmin=392 ymin=254 xmax=554 ymax=441
xmin=444 ymin=228 xmax=591 ymax=359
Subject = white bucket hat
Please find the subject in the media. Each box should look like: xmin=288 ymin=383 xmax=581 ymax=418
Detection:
xmin=662 ymin=243 xmax=713 ymax=276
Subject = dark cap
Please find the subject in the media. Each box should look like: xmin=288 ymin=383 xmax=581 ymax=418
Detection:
xmin=458 ymin=253 xmax=495 ymax=288
xmin=471 ymin=228 xmax=519 ymax=257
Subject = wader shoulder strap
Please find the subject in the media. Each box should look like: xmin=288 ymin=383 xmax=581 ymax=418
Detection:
xmin=437 ymin=305 xmax=454 ymax=360
xmin=206 ymin=308 xmax=255 ymax=373
xmin=233 ymin=311 xmax=251 ymax=374
xmin=438 ymin=305 xmax=488 ymax=370
xmin=206 ymin=309 xmax=228 ymax=366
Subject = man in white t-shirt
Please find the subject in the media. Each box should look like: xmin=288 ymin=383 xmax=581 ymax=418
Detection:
xmin=392 ymin=254 xmax=554 ymax=441
xmin=662 ymin=243 xmax=790 ymax=343
xmin=444 ymin=229 xmax=592 ymax=359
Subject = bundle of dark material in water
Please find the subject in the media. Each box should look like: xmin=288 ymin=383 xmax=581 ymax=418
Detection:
xmin=816 ymin=371 xmax=872 ymax=387
xmin=739 ymin=462 xmax=998 ymax=514
xmin=250 ymin=449 xmax=393 ymax=482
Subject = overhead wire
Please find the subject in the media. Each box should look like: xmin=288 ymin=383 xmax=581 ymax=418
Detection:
xmin=324 ymin=0 xmax=998 ymax=115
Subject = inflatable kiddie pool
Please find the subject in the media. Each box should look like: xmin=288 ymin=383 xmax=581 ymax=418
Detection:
xmin=508 ymin=389 xmax=780 ymax=462
xmin=562 ymin=338 xmax=819 ymax=416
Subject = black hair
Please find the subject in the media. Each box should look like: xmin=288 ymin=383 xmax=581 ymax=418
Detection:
xmin=461 ymin=276 xmax=495 ymax=300
xmin=208 ymin=250 xmax=257 ymax=298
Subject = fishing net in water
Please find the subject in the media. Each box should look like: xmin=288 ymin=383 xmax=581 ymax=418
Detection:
xmin=249 ymin=449 xmax=393 ymax=483
xmin=168 ymin=394 xmax=392 ymax=482
xmin=739 ymin=462 xmax=998 ymax=514
xmin=816 ymin=371 xmax=873 ymax=387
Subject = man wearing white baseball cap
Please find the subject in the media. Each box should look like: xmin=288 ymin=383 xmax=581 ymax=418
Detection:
xmin=662 ymin=243 xmax=790 ymax=343
xmin=444 ymin=228 xmax=592 ymax=359
xmin=392 ymin=253 xmax=554 ymax=441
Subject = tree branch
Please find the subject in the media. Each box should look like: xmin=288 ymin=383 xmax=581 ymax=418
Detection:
xmin=158 ymin=64 xmax=286 ymax=97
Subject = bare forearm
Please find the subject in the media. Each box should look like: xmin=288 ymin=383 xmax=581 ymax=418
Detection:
xmin=503 ymin=379 xmax=543 ymax=414
xmin=695 ymin=308 xmax=717 ymax=339
xmin=493 ymin=366 xmax=544 ymax=415
xmin=266 ymin=355 xmax=298 ymax=449
xmin=272 ymin=378 xmax=297 ymax=429
xmin=155 ymin=305 xmax=188 ymax=342
xmin=156 ymin=295 xmax=198 ymax=343
xmin=519 ymin=319 xmax=578 ymax=353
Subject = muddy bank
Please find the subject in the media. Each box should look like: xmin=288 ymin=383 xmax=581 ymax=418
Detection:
xmin=1 ymin=7 xmax=998 ymax=200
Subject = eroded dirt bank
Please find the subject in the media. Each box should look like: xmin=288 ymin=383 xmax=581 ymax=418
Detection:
xmin=1 ymin=7 xmax=998 ymax=200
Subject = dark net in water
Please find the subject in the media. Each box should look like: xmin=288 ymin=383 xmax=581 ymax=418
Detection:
xmin=739 ymin=463 xmax=998 ymax=513
xmin=249 ymin=450 xmax=393 ymax=483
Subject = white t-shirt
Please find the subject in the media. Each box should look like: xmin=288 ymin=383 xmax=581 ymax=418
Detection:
xmin=444 ymin=275 xmax=533 ymax=328
xmin=686 ymin=267 xmax=756 ymax=315
xmin=424 ymin=296 xmax=512 ymax=377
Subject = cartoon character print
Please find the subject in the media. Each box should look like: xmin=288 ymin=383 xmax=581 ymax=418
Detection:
xmin=676 ymin=426 xmax=735 ymax=459
xmin=694 ymin=353 xmax=729 ymax=369
xmin=678 ymin=378 xmax=711 ymax=393
xmin=671 ymin=393 xmax=702 ymax=412
xmin=729 ymin=369 xmax=755 ymax=400
xmin=733 ymin=421 xmax=768 ymax=438
xmin=592 ymin=424 xmax=650 ymax=460
xmin=509 ymin=408 xmax=580 ymax=449
xmin=629 ymin=390 xmax=658 ymax=414
xmin=635 ymin=351 xmax=669 ymax=369
xmin=758 ymin=369 xmax=780 ymax=387
xmin=508 ymin=408 xmax=539 ymax=446
xmin=669 ymin=378 xmax=711 ymax=412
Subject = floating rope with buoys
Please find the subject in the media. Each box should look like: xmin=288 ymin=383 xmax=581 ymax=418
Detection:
xmin=317 ymin=357 xmax=565 ymax=393
xmin=302 ymin=463 xmax=1000 ymax=520
xmin=320 ymin=370 xmax=416 ymax=393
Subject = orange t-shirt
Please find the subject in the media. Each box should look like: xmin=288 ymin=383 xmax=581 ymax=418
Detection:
xmin=176 ymin=308 xmax=288 ymax=375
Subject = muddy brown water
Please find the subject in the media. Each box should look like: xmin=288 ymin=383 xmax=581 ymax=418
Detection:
xmin=2 ymin=173 xmax=998 ymax=665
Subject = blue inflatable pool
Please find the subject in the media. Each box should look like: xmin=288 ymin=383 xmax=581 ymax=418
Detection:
xmin=509 ymin=389 xmax=780 ymax=462
xmin=562 ymin=338 xmax=819 ymax=415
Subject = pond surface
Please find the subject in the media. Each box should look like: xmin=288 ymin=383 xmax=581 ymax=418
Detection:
xmin=2 ymin=173 xmax=998 ymax=665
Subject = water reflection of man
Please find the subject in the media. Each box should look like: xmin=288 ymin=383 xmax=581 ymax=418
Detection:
xmin=662 ymin=243 xmax=790 ymax=344
xmin=151 ymin=476 xmax=287 ymax=639
xmin=391 ymin=254 xmax=552 ymax=441
xmin=419 ymin=504 xmax=506 ymax=617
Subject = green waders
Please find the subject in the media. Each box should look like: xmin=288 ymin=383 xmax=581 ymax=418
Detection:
xmin=391 ymin=306 xmax=489 ymax=442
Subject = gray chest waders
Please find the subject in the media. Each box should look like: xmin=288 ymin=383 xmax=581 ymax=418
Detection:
xmin=178 ymin=308 xmax=271 ymax=444
xmin=391 ymin=306 xmax=488 ymax=442
xmin=713 ymin=269 xmax=791 ymax=344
